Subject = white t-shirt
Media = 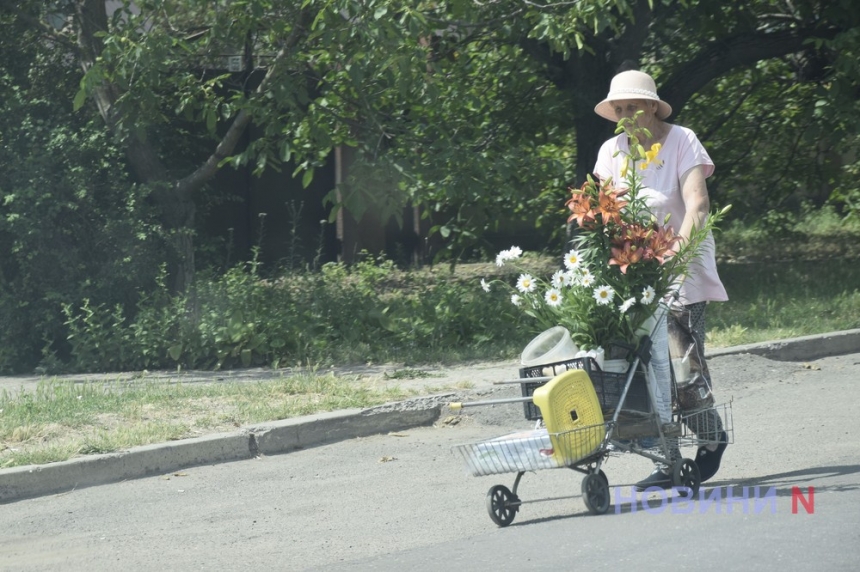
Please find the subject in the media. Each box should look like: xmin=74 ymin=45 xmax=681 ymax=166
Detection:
xmin=593 ymin=125 xmax=728 ymax=305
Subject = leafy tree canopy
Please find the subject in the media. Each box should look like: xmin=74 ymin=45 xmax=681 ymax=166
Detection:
xmin=2 ymin=0 xmax=859 ymax=264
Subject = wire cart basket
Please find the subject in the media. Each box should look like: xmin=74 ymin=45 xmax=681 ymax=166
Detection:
xmin=450 ymin=318 xmax=734 ymax=527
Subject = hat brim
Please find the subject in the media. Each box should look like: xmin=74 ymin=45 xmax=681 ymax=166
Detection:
xmin=594 ymin=97 xmax=672 ymax=122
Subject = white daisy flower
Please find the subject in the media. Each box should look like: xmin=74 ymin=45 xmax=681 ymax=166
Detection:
xmin=511 ymin=294 xmax=522 ymax=307
xmin=495 ymin=246 xmax=523 ymax=267
xmin=619 ymin=297 xmax=636 ymax=314
xmin=559 ymin=271 xmax=575 ymax=288
xmin=480 ymin=279 xmax=491 ymax=293
xmin=563 ymin=249 xmax=582 ymax=270
xmin=640 ymin=285 xmax=656 ymax=305
xmin=545 ymin=288 xmax=563 ymax=307
xmin=516 ymin=274 xmax=536 ymax=293
xmin=580 ymin=271 xmax=596 ymax=287
xmin=593 ymin=285 xmax=614 ymax=305
xmin=551 ymin=270 xmax=565 ymax=288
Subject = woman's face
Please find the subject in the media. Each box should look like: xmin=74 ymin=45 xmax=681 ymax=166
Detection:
xmin=611 ymin=99 xmax=658 ymax=124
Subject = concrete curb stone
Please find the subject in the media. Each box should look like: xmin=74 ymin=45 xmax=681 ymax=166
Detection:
xmin=0 ymin=398 xmax=447 ymax=504
xmin=252 ymin=400 xmax=448 ymax=456
xmin=706 ymin=328 xmax=860 ymax=362
xmin=2 ymin=330 xmax=859 ymax=504
xmin=0 ymin=432 xmax=250 ymax=504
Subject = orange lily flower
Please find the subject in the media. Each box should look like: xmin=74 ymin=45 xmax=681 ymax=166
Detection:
xmin=616 ymin=222 xmax=650 ymax=244
xmin=609 ymin=240 xmax=643 ymax=274
xmin=566 ymin=188 xmax=596 ymax=228
xmin=597 ymin=187 xmax=628 ymax=226
xmin=647 ymin=225 xmax=680 ymax=263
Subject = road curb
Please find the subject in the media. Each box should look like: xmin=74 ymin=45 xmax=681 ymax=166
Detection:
xmin=0 ymin=432 xmax=251 ymax=504
xmin=252 ymin=401 xmax=446 ymax=456
xmin=705 ymin=328 xmax=860 ymax=361
xmin=0 ymin=400 xmax=444 ymax=504
xmin=2 ymin=329 xmax=858 ymax=504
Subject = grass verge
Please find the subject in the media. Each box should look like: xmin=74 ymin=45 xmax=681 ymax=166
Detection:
xmin=0 ymin=372 xmax=419 ymax=469
xmin=708 ymin=258 xmax=860 ymax=347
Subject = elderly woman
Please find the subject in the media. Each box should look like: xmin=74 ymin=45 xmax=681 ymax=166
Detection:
xmin=592 ymin=70 xmax=729 ymax=490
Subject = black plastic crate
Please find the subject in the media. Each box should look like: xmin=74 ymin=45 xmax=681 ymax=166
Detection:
xmin=518 ymin=357 xmax=651 ymax=421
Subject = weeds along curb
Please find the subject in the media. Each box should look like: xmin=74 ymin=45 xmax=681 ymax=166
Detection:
xmin=0 ymin=397 xmax=448 ymax=504
xmin=706 ymin=328 xmax=860 ymax=362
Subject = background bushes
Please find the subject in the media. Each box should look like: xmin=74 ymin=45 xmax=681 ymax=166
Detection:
xmin=53 ymin=253 xmax=531 ymax=373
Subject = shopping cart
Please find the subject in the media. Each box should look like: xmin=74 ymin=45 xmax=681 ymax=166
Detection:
xmin=449 ymin=316 xmax=733 ymax=527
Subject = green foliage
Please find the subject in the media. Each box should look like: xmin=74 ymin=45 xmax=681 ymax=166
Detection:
xmin=53 ymin=217 xmax=860 ymax=374
xmin=9 ymin=0 xmax=860 ymax=262
xmin=717 ymin=203 xmax=860 ymax=262
xmin=15 ymin=201 xmax=860 ymax=374
xmin=55 ymin=251 xmax=528 ymax=372
xmin=0 ymin=19 xmax=163 ymax=373
xmin=708 ymin=206 xmax=860 ymax=343
xmin=63 ymin=300 xmax=133 ymax=373
xmin=2 ymin=0 xmax=860 ymax=373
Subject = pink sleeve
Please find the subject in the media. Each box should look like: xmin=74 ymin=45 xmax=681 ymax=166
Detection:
xmin=677 ymin=128 xmax=715 ymax=179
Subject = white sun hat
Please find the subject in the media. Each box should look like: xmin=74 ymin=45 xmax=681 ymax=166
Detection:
xmin=594 ymin=70 xmax=673 ymax=121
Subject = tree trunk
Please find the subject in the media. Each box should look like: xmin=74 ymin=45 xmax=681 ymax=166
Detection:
xmin=145 ymin=182 xmax=197 ymax=294
xmin=520 ymin=0 xmax=656 ymax=184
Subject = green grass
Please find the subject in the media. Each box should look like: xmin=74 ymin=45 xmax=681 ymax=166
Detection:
xmin=706 ymin=207 xmax=860 ymax=345
xmin=382 ymin=368 xmax=442 ymax=380
xmin=707 ymin=257 xmax=860 ymax=347
xmin=0 ymin=373 xmax=416 ymax=469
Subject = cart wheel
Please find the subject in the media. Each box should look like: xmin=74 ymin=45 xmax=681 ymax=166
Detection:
xmin=672 ymin=458 xmax=701 ymax=497
xmin=486 ymin=485 xmax=519 ymax=527
xmin=581 ymin=470 xmax=610 ymax=515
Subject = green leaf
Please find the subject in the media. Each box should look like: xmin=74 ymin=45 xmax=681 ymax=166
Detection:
xmin=73 ymin=88 xmax=88 ymax=112
xmin=205 ymin=108 xmax=216 ymax=134
xmin=240 ymin=348 xmax=252 ymax=367
xmin=302 ymin=169 xmax=314 ymax=188
xmin=168 ymin=344 xmax=182 ymax=361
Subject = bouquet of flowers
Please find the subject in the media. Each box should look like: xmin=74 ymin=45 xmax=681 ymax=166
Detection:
xmin=482 ymin=114 xmax=728 ymax=352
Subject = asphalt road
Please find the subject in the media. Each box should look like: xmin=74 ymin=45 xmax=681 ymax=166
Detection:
xmin=1 ymin=352 xmax=858 ymax=571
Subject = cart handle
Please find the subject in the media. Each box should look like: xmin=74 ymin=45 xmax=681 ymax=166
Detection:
xmin=493 ymin=377 xmax=552 ymax=385
xmin=448 ymin=396 xmax=534 ymax=410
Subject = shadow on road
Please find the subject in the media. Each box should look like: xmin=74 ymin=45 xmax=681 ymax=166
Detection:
xmin=710 ymin=464 xmax=860 ymax=496
xmin=504 ymin=464 xmax=859 ymax=525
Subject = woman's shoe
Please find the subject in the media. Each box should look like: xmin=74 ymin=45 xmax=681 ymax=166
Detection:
xmin=695 ymin=431 xmax=728 ymax=482
xmin=634 ymin=469 xmax=672 ymax=491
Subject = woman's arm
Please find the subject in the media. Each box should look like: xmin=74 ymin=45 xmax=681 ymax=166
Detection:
xmin=677 ymin=164 xmax=710 ymax=244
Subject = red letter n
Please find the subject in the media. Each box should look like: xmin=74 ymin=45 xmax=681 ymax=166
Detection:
xmin=791 ymin=486 xmax=815 ymax=514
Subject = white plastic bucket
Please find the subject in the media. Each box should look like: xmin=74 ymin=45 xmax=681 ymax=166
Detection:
xmin=521 ymin=326 xmax=579 ymax=367
xmin=601 ymin=359 xmax=628 ymax=374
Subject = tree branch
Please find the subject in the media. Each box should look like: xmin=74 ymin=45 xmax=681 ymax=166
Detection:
xmin=175 ymin=12 xmax=310 ymax=196
xmin=660 ymin=25 xmax=842 ymax=119
xmin=698 ymin=80 xmax=760 ymax=143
